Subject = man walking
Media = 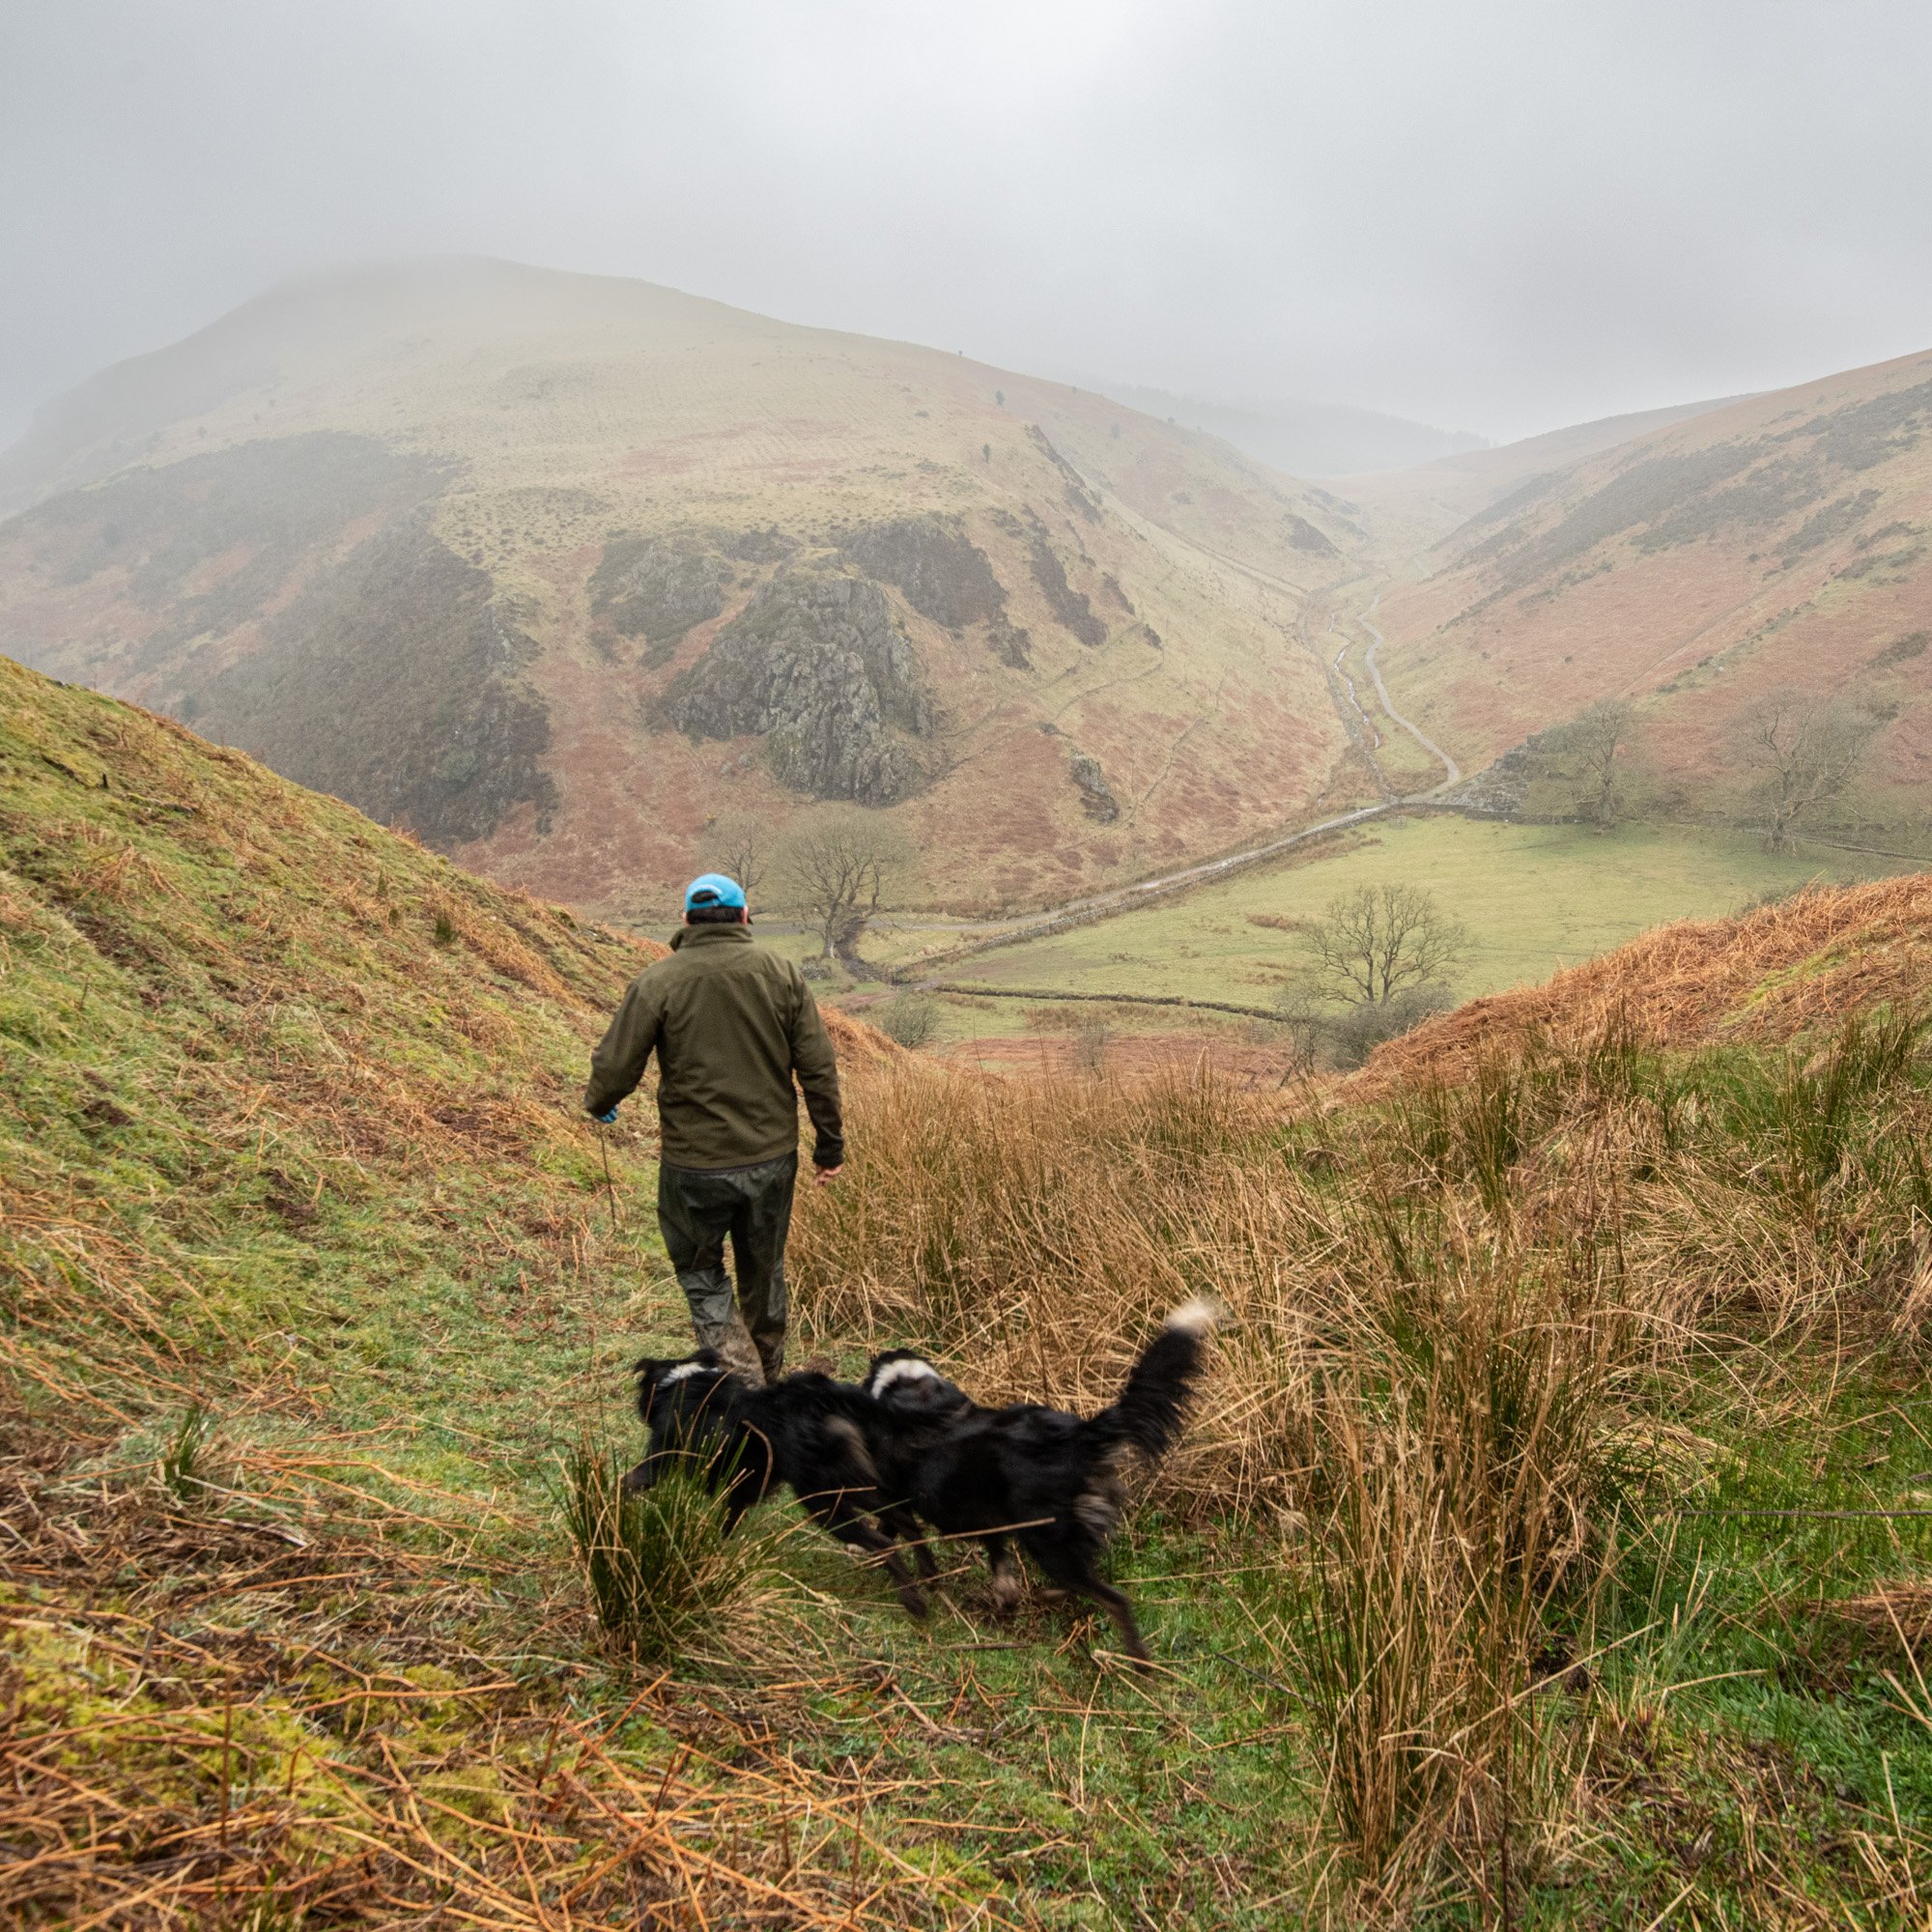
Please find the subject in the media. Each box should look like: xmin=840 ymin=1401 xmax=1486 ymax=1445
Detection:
xmin=583 ymin=872 xmax=842 ymax=1382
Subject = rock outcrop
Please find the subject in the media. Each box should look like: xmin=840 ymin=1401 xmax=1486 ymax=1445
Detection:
xmin=590 ymin=533 xmax=733 ymax=665
xmin=203 ymin=517 xmax=557 ymax=845
xmin=838 ymin=517 xmax=1006 ymax=629
xmin=1068 ymin=749 xmax=1121 ymax=822
xmin=658 ymin=566 xmax=934 ymax=804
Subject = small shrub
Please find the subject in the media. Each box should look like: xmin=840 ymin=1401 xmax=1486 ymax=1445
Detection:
xmin=875 ymin=990 xmax=939 ymax=1049
xmin=556 ymin=1445 xmax=775 ymax=1666
xmin=433 ymin=909 xmax=456 ymax=947
xmin=1072 ymin=1017 xmax=1111 ymax=1074
xmin=1328 ymin=985 xmax=1453 ymax=1069
xmin=157 ymin=1403 xmax=219 ymax=1502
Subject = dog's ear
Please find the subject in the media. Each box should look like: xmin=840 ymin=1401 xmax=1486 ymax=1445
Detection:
xmin=693 ymin=1348 xmax=722 ymax=1369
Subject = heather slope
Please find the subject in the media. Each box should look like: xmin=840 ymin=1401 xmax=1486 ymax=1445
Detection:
xmin=1360 ymin=868 xmax=1932 ymax=1091
xmin=0 ymin=258 xmax=1359 ymax=917
xmin=1365 ymin=348 xmax=1932 ymax=820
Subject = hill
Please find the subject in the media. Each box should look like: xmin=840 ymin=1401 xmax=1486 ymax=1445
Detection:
xmin=1361 ymin=868 xmax=1932 ymax=1091
xmin=1334 ymin=393 xmax=1743 ymax=558
xmin=1362 ymin=348 xmax=1932 ymax=827
xmin=0 ymin=257 xmax=1361 ymax=921
xmin=0 ymin=654 xmax=942 ymax=1926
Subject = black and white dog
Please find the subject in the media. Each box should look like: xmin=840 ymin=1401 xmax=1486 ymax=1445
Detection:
xmin=861 ymin=1299 xmax=1218 ymax=1664
xmin=624 ymin=1351 xmax=937 ymax=1616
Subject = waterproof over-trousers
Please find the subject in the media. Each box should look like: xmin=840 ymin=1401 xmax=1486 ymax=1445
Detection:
xmin=655 ymin=1153 xmax=797 ymax=1382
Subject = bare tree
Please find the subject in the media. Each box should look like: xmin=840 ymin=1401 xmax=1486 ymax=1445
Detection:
xmin=702 ymin=810 xmax=774 ymax=901
xmin=773 ymin=808 xmax=917 ymax=962
xmin=1733 ymin=692 xmax=1881 ymax=850
xmin=1526 ymin=697 xmax=1640 ymax=829
xmin=1302 ymin=883 xmax=1468 ymax=1008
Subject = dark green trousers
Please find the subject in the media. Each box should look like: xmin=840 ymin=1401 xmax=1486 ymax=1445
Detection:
xmin=655 ymin=1153 xmax=797 ymax=1380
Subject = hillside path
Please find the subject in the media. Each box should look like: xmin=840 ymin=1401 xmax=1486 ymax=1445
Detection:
xmin=1358 ymin=592 xmax=1461 ymax=785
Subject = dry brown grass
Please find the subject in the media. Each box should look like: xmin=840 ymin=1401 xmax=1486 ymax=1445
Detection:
xmin=789 ymin=985 xmax=1932 ymax=1905
xmin=1360 ymin=872 xmax=1932 ymax=1092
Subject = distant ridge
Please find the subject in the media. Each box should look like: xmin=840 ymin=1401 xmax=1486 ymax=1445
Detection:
xmin=1078 ymin=377 xmax=1489 ymax=477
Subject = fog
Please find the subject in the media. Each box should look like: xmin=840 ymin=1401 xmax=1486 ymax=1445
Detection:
xmin=5 ymin=0 xmax=1931 ymax=449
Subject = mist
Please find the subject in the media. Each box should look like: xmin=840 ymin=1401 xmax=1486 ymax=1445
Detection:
xmin=5 ymin=0 xmax=1932 ymax=448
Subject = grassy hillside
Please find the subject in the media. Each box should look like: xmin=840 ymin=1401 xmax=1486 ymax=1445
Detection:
xmin=1364 ymin=349 xmax=1932 ymax=829
xmin=11 ymin=653 xmax=1932 ymax=1926
xmin=0 ymin=258 xmax=1362 ymax=919
xmin=0 ymin=655 xmax=940 ymax=1926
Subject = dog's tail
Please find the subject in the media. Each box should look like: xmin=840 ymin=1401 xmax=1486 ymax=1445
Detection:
xmin=1081 ymin=1297 xmax=1221 ymax=1463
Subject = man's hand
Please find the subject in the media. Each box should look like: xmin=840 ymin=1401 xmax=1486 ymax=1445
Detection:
xmin=592 ymin=1107 xmax=619 ymax=1125
xmin=813 ymin=1163 xmax=843 ymax=1187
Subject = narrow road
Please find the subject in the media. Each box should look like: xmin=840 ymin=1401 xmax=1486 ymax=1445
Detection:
xmin=1358 ymin=592 xmax=1461 ymax=786
xmin=902 ymin=797 xmax=1407 ymax=976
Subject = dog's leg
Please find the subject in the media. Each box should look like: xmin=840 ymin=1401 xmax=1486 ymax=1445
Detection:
xmin=1024 ymin=1540 xmax=1152 ymax=1668
xmin=879 ymin=1502 xmax=940 ymax=1581
xmin=719 ymin=1465 xmax=764 ymax=1532
xmin=620 ymin=1456 xmax=662 ymax=1495
xmin=1081 ymin=1577 xmax=1151 ymax=1668
xmin=805 ymin=1492 xmax=930 ymax=1619
xmin=983 ymin=1536 xmax=1023 ymax=1613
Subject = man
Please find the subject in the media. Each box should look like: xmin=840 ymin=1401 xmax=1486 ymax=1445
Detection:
xmin=583 ymin=872 xmax=842 ymax=1383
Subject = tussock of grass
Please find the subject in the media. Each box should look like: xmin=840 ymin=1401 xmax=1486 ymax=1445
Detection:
xmin=558 ymin=1444 xmax=790 ymax=1667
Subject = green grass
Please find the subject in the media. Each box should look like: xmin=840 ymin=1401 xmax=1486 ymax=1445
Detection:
xmin=940 ymin=815 xmax=1918 ymax=1011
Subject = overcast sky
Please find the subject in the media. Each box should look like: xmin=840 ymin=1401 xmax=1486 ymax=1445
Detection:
xmin=4 ymin=0 xmax=1930 ymax=448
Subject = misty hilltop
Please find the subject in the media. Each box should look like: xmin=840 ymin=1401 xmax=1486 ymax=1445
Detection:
xmin=0 ymin=257 xmax=1370 ymax=918
xmin=1082 ymin=381 xmax=1490 ymax=478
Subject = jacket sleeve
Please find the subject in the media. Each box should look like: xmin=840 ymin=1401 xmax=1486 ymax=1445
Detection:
xmin=583 ymin=975 xmax=661 ymax=1117
xmin=786 ymin=976 xmax=844 ymax=1168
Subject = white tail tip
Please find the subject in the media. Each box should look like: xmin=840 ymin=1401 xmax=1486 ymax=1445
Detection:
xmin=1164 ymin=1295 xmax=1224 ymax=1335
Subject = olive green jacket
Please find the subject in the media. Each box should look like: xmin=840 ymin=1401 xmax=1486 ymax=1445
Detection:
xmin=583 ymin=925 xmax=843 ymax=1171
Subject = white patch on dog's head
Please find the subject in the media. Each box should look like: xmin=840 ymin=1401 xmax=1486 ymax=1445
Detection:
xmin=1163 ymin=1295 xmax=1224 ymax=1335
xmin=656 ymin=1362 xmax=711 ymax=1387
xmin=867 ymin=1356 xmax=943 ymax=1399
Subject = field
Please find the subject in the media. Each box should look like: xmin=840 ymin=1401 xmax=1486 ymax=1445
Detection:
xmin=11 ymin=659 xmax=1932 ymax=1926
xmin=933 ymin=813 xmax=1922 ymax=1019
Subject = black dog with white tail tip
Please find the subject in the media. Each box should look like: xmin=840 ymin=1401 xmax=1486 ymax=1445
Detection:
xmin=626 ymin=1351 xmax=936 ymax=1616
xmin=861 ymin=1299 xmax=1219 ymax=1664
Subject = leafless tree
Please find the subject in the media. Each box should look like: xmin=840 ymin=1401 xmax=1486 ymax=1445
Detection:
xmin=773 ymin=808 xmax=917 ymax=961
xmin=702 ymin=810 xmax=774 ymax=901
xmin=1733 ymin=691 xmax=1881 ymax=851
xmin=1302 ymin=883 xmax=1468 ymax=1008
xmin=1528 ymin=697 xmax=1639 ymax=829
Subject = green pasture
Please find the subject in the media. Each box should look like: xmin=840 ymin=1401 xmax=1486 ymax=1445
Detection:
xmin=937 ymin=814 xmax=1923 ymax=1011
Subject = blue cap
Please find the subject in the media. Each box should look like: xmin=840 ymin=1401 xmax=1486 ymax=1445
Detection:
xmin=684 ymin=872 xmax=747 ymax=911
